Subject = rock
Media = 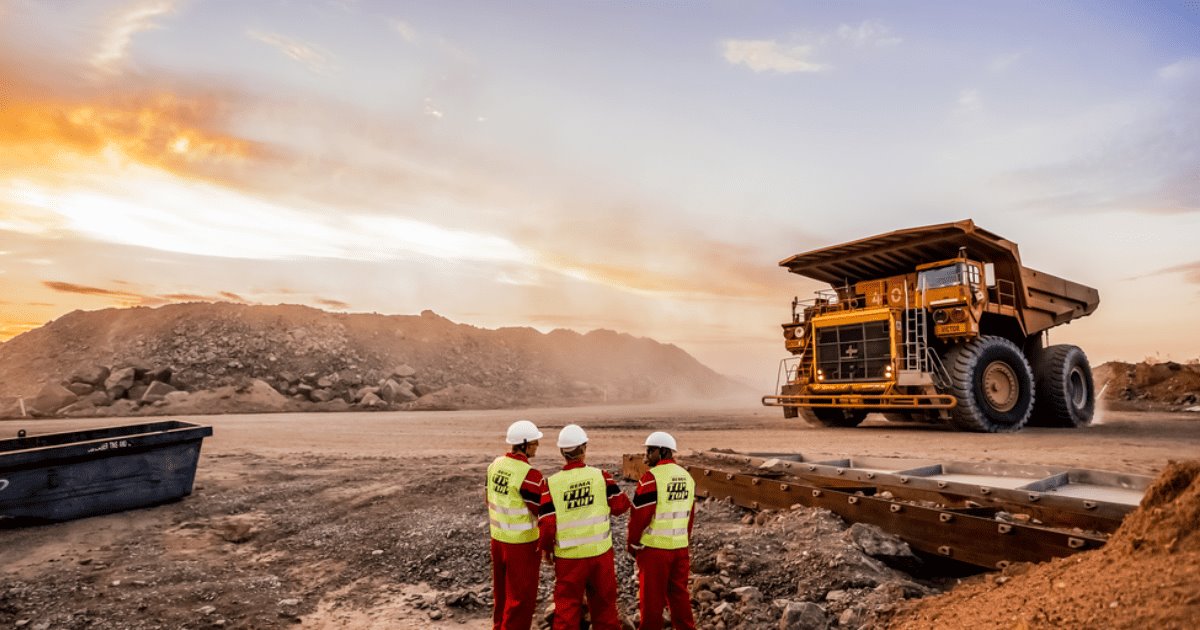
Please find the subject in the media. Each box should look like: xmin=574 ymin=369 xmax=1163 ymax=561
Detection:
xmin=360 ymin=392 xmax=385 ymax=408
xmin=310 ymin=388 xmax=334 ymax=403
xmin=429 ymin=610 xmax=443 ymax=621
xmin=140 ymin=380 xmax=177 ymax=404
xmin=754 ymin=511 xmax=772 ymax=526
xmin=378 ymin=379 xmax=402 ymax=403
xmin=198 ymin=605 xmax=217 ymax=615
xmin=278 ymin=598 xmax=301 ymax=607
xmin=127 ymin=384 xmax=149 ymax=403
xmin=392 ymin=364 xmax=417 ymax=378
xmin=733 ymin=586 xmax=763 ymax=603
xmin=413 ymin=383 xmax=432 ymax=397
xmin=354 ymin=386 xmax=380 ymax=402
xmin=71 ymin=365 xmax=111 ymax=387
xmin=244 ymin=379 xmax=290 ymax=411
xmin=779 ymin=601 xmax=828 ymax=630
xmin=713 ymin=602 xmax=730 ymax=615
xmin=87 ymin=390 xmax=112 ymax=406
xmin=316 ymin=375 xmax=334 ymax=389
xmin=66 ymin=382 xmax=95 ymax=396
xmin=163 ymin=391 xmax=190 ymax=405
xmin=844 ymin=523 xmax=919 ymax=569
xmin=217 ymin=516 xmax=257 ymax=543
xmin=31 ymin=383 xmax=78 ymax=415
xmin=824 ymin=590 xmax=848 ymax=602
xmin=838 ymin=608 xmax=859 ymax=627
xmin=59 ymin=400 xmax=98 ymax=417
xmin=145 ymin=367 xmax=173 ymax=383
xmin=105 ymin=367 xmax=136 ymax=395
xmin=696 ymin=590 xmax=717 ymax=603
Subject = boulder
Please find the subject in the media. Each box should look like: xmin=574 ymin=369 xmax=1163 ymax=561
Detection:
xmin=59 ymin=399 xmax=97 ymax=417
xmin=354 ymin=386 xmax=380 ymax=402
xmin=413 ymin=383 xmax=432 ymax=397
xmin=105 ymin=367 xmax=136 ymax=397
xmin=392 ymin=364 xmax=416 ymax=379
xmin=243 ymin=379 xmax=290 ymax=412
xmin=316 ymin=376 xmax=334 ymax=389
xmin=310 ymin=388 xmax=334 ymax=403
xmin=71 ymin=365 xmax=110 ymax=387
xmin=128 ymin=384 xmax=149 ymax=403
xmin=359 ymin=392 xmax=385 ymax=409
xmin=140 ymin=381 xmax=177 ymax=404
xmin=378 ymin=379 xmax=404 ymax=403
xmin=31 ymin=383 xmax=78 ymax=415
xmin=66 ymin=382 xmax=95 ymax=397
xmin=779 ymin=602 xmax=829 ymax=630
xmin=144 ymin=367 xmax=173 ymax=384
xmin=86 ymin=391 xmax=113 ymax=407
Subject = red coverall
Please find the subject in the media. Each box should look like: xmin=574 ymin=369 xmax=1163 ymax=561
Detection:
xmin=627 ymin=459 xmax=696 ymax=630
xmin=490 ymin=453 xmax=549 ymax=630
xmin=539 ymin=461 xmax=632 ymax=630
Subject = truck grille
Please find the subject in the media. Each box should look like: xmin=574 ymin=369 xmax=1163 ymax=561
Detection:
xmin=815 ymin=320 xmax=891 ymax=382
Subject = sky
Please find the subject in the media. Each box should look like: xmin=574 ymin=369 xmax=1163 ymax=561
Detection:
xmin=1 ymin=0 xmax=1198 ymax=388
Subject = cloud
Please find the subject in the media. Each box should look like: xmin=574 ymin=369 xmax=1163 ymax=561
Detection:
xmin=314 ymin=297 xmax=350 ymax=309
xmin=956 ymin=88 xmax=982 ymax=113
xmin=722 ymin=39 xmax=827 ymax=74
xmin=836 ymin=21 xmax=902 ymax=47
xmin=1148 ymin=260 xmax=1200 ymax=285
xmin=42 ymin=280 xmax=163 ymax=306
xmin=247 ymin=30 xmax=335 ymax=75
xmin=722 ymin=21 xmax=898 ymax=74
xmin=90 ymin=0 xmax=176 ymax=75
xmin=389 ymin=18 xmax=418 ymax=44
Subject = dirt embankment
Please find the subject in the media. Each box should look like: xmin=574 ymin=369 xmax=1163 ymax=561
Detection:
xmin=1095 ymin=361 xmax=1200 ymax=411
xmin=887 ymin=460 xmax=1200 ymax=629
xmin=0 ymin=303 xmax=750 ymax=418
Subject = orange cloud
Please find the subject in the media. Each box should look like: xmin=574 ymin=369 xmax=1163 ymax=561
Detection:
xmin=0 ymin=64 xmax=269 ymax=187
xmin=315 ymin=297 xmax=350 ymax=309
xmin=42 ymin=280 xmax=164 ymax=306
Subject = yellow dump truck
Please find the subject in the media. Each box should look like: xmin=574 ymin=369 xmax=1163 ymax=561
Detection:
xmin=762 ymin=220 xmax=1100 ymax=432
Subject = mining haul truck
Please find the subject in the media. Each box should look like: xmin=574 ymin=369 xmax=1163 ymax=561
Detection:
xmin=762 ymin=220 xmax=1100 ymax=433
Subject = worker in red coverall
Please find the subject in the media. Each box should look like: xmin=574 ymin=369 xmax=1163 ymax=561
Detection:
xmin=486 ymin=420 xmax=550 ymax=630
xmin=539 ymin=424 xmax=631 ymax=630
xmin=627 ymin=431 xmax=697 ymax=630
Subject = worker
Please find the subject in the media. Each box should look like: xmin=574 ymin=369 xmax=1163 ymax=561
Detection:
xmin=540 ymin=423 xmax=631 ymax=630
xmin=627 ymin=431 xmax=696 ymax=630
xmin=487 ymin=419 xmax=549 ymax=630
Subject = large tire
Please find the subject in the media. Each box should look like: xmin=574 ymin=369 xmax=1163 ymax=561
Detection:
xmin=1030 ymin=344 xmax=1095 ymax=427
xmin=942 ymin=336 xmax=1035 ymax=433
xmin=801 ymin=408 xmax=867 ymax=428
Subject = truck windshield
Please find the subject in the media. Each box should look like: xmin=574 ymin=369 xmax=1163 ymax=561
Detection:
xmin=919 ymin=264 xmax=964 ymax=290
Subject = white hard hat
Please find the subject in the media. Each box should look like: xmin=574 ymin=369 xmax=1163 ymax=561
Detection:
xmin=506 ymin=420 xmax=543 ymax=445
xmin=557 ymin=424 xmax=588 ymax=449
xmin=645 ymin=431 xmax=677 ymax=450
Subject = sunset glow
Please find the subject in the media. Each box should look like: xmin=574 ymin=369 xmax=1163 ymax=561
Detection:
xmin=2 ymin=1 xmax=1199 ymax=386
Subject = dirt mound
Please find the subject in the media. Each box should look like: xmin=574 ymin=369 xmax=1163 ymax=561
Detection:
xmin=0 ymin=303 xmax=750 ymax=416
xmin=886 ymin=461 xmax=1200 ymax=629
xmin=1095 ymin=361 xmax=1200 ymax=410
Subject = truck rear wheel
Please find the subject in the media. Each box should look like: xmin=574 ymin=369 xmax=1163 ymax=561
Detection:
xmin=943 ymin=336 xmax=1035 ymax=433
xmin=802 ymin=408 xmax=867 ymax=427
xmin=1031 ymin=344 xmax=1094 ymax=427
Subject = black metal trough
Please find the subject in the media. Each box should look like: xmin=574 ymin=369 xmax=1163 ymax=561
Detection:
xmin=0 ymin=421 xmax=213 ymax=524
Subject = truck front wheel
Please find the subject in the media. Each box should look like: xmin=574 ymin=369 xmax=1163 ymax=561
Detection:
xmin=802 ymin=408 xmax=868 ymax=428
xmin=943 ymin=336 xmax=1035 ymax=433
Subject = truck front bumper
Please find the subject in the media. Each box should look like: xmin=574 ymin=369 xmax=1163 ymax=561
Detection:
xmin=761 ymin=394 xmax=957 ymax=409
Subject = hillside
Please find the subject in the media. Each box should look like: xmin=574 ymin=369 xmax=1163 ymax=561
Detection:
xmin=0 ymin=303 xmax=751 ymax=417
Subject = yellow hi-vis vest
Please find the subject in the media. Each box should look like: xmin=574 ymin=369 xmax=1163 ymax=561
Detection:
xmin=547 ymin=466 xmax=612 ymax=559
xmin=640 ymin=463 xmax=695 ymax=550
xmin=486 ymin=456 xmax=539 ymax=544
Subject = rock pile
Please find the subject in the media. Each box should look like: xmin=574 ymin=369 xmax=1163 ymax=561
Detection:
xmin=0 ymin=303 xmax=751 ymax=416
xmin=1095 ymin=360 xmax=1200 ymax=410
xmin=27 ymin=364 xmax=182 ymax=418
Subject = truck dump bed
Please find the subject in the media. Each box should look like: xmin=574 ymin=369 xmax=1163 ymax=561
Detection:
xmin=779 ymin=219 xmax=1099 ymax=335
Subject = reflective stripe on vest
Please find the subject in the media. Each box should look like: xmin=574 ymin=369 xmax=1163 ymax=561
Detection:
xmin=640 ymin=463 xmax=695 ymax=550
xmin=547 ymin=466 xmax=612 ymax=559
xmin=486 ymin=456 xmax=538 ymax=544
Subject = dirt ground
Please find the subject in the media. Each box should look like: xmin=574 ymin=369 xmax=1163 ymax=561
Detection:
xmin=2 ymin=402 xmax=1199 ymax=629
